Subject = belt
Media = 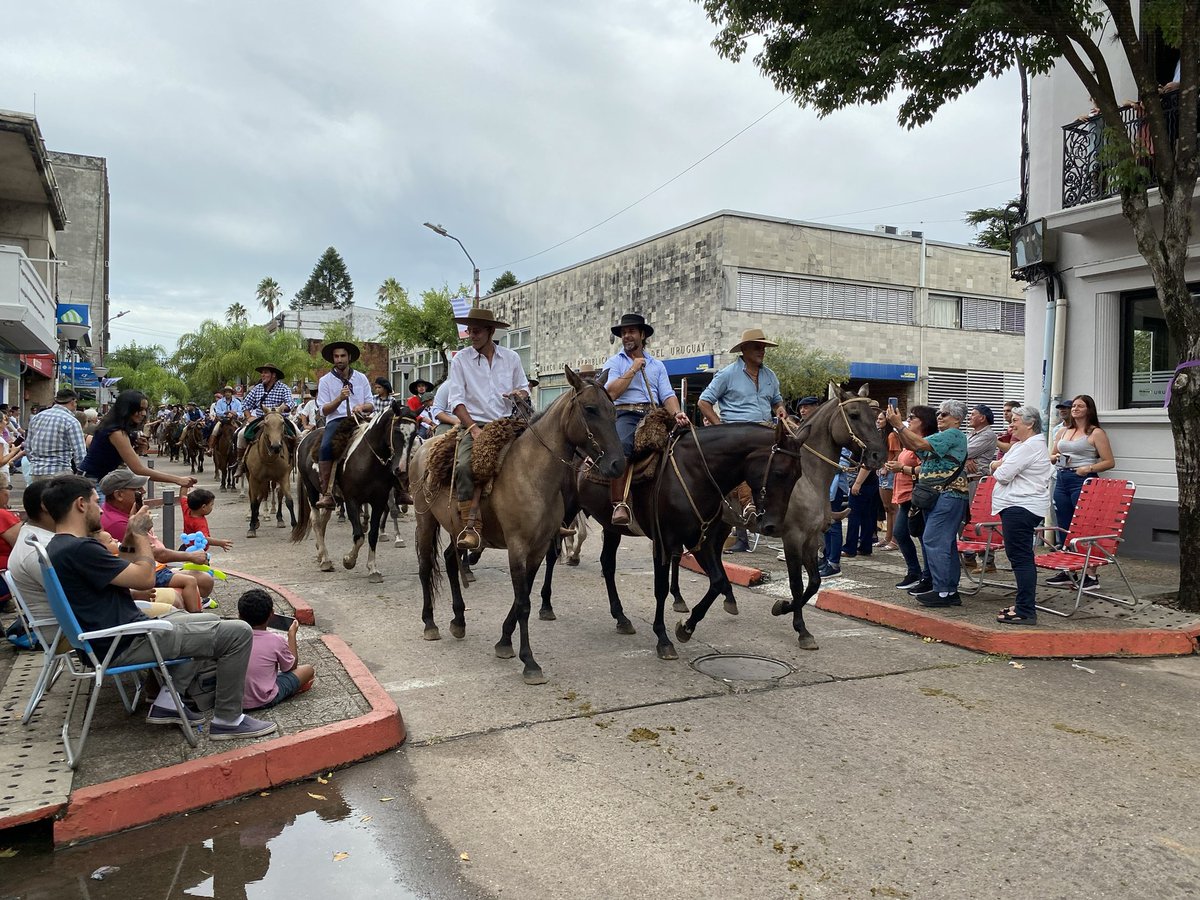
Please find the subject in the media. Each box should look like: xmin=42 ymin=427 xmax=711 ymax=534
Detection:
xmin=615 ymin=403 xmax=651 ymax=412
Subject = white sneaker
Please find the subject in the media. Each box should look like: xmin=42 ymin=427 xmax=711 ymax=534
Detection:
xmin=776 ymin=550 xmax=787 ymax=561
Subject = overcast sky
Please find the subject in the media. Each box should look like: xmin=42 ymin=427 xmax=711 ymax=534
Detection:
xmin=4 ymin=0 xmax=1020 ymax=353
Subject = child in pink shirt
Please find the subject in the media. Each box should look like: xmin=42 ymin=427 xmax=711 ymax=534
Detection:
xmin=237 ymin=589 xmax=315 ymax=710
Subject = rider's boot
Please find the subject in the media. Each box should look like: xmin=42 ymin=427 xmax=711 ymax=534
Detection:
xmin=735 ymin=481 xmax=757 ymax=522
xmin=316 ymin=460 xmax=336 ymax=509
xmin=456 ymin=494 xmax=482 ymax=551
xmin=610 ymin=470 xmax=632 ymax=527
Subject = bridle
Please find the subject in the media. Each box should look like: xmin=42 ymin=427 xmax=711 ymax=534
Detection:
xmin=529 ymin=385 xmax=613 ymax=469
xmin=790 ymin=396 xmax=877 ymax=471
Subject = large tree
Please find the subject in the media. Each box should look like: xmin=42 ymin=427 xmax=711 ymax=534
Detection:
xmin=225 ymin=302 xmax=248 ymax=325
xmin=256 ymin=276 xmax=283 ymax=321
xmin=292 ymin=246 xmax=354 ymax=309
xmin=964 ymin=199 xmax=1022 ymax=252
xmin=700 ymin=1 xmax=1199 ymax=607
xmin=488 ymin=271 xmax=521 ymax=294
xmin=767 ymin=338 xmax=851 ymax=402
xmin=377 ymin=282 xmax=468 ymax=372
xmin=104 ymin=341 xmax=189 ymax=405
xmin=173 ymin=321 xmax=314 ymax=397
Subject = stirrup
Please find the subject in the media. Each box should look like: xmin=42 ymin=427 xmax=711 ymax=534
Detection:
xmin=741 ymin=503 xmax=758 ymax=524
xmin=611 ymin=502 xmax=631 ymax=525
xmin=456 ymin=525 xmax=481 ymax=549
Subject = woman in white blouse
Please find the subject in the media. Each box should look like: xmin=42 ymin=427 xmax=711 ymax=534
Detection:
xmin=989 ymin=405 xmax=1053 ymax=625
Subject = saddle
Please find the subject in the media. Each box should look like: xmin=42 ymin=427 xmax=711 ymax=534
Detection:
xmin=581 ymin=407 xmax=675 ymax=486
xmin=305 ymin=417 xmax=360 ymax=467
xmin=420 ymin=418 xmax=529 ymax=495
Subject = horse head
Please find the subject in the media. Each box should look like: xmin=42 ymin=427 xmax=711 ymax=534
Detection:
xmin=823 ymin=382 xmax=887 ymax=470
xmin=260 ymin=407 xmax=287 ymax=457
xmin=383 ymin=400 xmax=420 ymax=498
xmin=746 ymin=420 xmax=805 ymax=537
xmin=562 ymin=365 xmax=625 ymax=480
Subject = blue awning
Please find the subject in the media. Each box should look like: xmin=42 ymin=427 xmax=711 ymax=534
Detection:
xmin=664 ymin=354 xmax=714 ymax=376
xmin=849 ymin=361 xmax=918 ymax=382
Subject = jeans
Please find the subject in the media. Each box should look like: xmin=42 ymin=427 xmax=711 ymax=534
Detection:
xmin=1053 ymin=469 xmax=1092 ymax=546
xmin=1000 ymin=506 xmax=1043 ymax=618
xmin=615 ymin=409 xmax=645 ymax=458
xmin=824 ymin=486 xmax=847 ymax=566
xmin=923 ymin=492 xmax=968 ymax=593
xmin=845 ymin=471 xmax=879 ymax=554
xmin=893 ymin=500 xmax=928 ymax=581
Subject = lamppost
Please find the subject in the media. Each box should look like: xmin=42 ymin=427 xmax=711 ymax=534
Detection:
xmin=423 ymin=222 xmax=480 ymax=303
xmin=56 ymin=321 xmax=89 ymax=392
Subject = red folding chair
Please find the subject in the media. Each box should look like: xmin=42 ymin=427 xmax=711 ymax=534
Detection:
xmin=1034 ymin=478 xmax=1139 ymax=617
xmin=956 ymin=477 xmax=1005 ymax=595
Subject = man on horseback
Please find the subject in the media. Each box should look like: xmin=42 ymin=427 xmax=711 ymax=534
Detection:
xmin=315 ymin=340 xmax=374 ymax=509
xmin=603 ymin=312 xmax=689 ymax=527
xmin=206 ymin=385 xmax=243 ymax=455
xmin=697 ymin=327 xmax=788 ymax=552
xmin=235 ymin=364 xmax=296 ymax=470
xmin=445 ymin=306 xmax=529 ymax=550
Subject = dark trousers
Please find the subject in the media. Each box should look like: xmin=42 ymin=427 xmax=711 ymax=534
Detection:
xmin=824 ymin=486 xmax=847 ymax=565
xmin=893 ymin=500 xmax=928 ymax=581
xmin=615 ymin=409 xmax=645 ymax=458
xmin=1000 ymin=506 xmax=1043 ymax=618
xmin=845 ymin=472 xmax=879 ymax=554
xmin=1052 ymin=470 xmax=1091 ymax=546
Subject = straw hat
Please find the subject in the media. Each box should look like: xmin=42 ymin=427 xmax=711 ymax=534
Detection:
xmin=729 ymin=328 xmax=778 ymax=353
xmin=453 ymin=307 xmax=510 ymax=329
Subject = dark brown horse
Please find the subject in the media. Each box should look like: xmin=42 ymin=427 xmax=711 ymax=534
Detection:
xmin=244 ymin=409 xmax=296 ymax=538
xmin=210 ymin=415 xmax=237 ymax=492
xmin=411 ymin=366 xmax=623 ymax=685
xmin=181 ymin=420 xmax=205 ymax=474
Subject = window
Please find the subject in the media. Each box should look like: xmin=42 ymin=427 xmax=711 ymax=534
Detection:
xmin=927 ymin=367 xmax=1026 ymax=433
xmin=736 ymin=272 xmax=914 ymax=324
xmin=931 ymin=294 xmax=1025 ymax=333
xmin=928 ymin=294 xmax=961 ymax=329
xmin=497 ymin=327 xmax=531 ymax=374
xmin=1121 ymin=287 xmax=1186 ymax=408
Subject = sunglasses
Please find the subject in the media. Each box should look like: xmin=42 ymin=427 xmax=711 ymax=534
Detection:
xmin=936 ymin=412 xmax=950 ymax=418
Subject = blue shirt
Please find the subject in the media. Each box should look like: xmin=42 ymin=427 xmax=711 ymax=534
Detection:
xmin=699 ymin=360 xmax=782 ymax=423
xmin=214 ymin=397 xmax=243 ymax=417
xmin=603 ymin=349 xmax=676 ymax=406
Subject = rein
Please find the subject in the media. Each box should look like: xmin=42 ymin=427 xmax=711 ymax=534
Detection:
xmin=788 ymin=396 xmax=876 ymax=471
xmin=528 ymin=389 xmax=610 ymax=469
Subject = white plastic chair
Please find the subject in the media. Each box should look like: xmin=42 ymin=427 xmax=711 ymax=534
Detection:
xmin=3 ymin=569 xmax=65 ymax=725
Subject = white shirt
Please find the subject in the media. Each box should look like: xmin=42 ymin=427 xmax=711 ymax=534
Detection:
xmin=9 ymin=523 xmax=56 ymax=624
xmin=991 ymin=435 xmax=1053 ymax=518
xmin=317 ymin=369 xmax=373 ymax=424
xmin=298 ymin=399 xmax=319 ymax=424
xmin=446 ymin=343 xmax=528 ymax=425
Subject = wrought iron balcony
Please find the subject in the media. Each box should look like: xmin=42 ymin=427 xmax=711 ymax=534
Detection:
xmin=1061 ymin=90 xmax=1188 ymax=208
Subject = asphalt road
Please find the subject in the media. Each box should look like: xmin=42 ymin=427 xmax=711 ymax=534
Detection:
xmin=7 ymin=458 xmax=1200 ymax=899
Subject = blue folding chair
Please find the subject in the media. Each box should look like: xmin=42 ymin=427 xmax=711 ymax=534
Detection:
xmin=3 ymin=569 xmax=66 ymax=725
xmin=29 ymin=536 xmax=199 ymax=769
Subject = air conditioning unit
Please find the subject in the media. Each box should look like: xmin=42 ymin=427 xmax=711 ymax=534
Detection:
xmin=901 ymin=230 xmax=924 ymax=238
xmin=874 ymin=225 xmax=898 ymax=235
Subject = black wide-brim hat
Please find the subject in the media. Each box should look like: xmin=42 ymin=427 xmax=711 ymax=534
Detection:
xmin=255 ymin=364 xmax=286 ymax=379
xmin=409 ymin=379 xmax=434 ymax=395
xmin=611 ymin=312 xmax=654 ymax=338
xmin=321 ymin=341 xmax=361 ymax=364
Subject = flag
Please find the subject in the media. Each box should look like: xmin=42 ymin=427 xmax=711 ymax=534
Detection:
xmin=450 ymin=296 xmax=471 ymax=338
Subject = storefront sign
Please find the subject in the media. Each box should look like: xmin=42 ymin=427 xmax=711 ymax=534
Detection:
xmin=20 ymin=353 xmax=56 ymax=378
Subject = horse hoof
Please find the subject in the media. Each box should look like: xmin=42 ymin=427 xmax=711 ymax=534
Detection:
xmin=771 ymin=599 xmax=793 ymax=617
xmin=672 ymin=599 xmax=689 ymax=614
xmin=615 ymin=620 xmax=636 ymax=635
xmin=657 ymin=643 xmax=678 ymax=661
xmin=342 ymin=557 xmax=356 ymax=570
xmin=797 ymin=633 xmax=819 ymax=651
xmin=320 ymin=560 xmax=334 ymax=572
xmin=423 ymin=627 xmax=441 ymax=641
xmin=523 ymin=668 xmax=548 ymax=685
xmin=675 ymin=620 xmax=694 ymax=643
xmin=463 ymin=570 xmax=476 ymax=585
xmin=368 ymin=572 xmax=383 ymax=584
xmin=276 ymin=521 xmax=285 ymax=528
xmin=246 ymin=530 xmax=257 ymax=539
xmin=449 ymin=622 xmax=466 ymax=640
xmin=467 ymin=550 xmax=482 ymax=565
xmin=565 ymin=557 xmax=579 ymax=567
xmin=395 ymin=539 xmax=405 ymax=548
xmin=723 ymin=600 xmax=739 ymax=616
xmin=539 ymin=608 xmax=557 ymax=621
xmin=494 ymin=641 xmax=514 ymax=659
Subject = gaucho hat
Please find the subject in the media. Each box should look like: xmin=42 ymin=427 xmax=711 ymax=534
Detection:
xmin=610 ymin=313 xmax=654 ymax=338
xmin=729 ymin=327 xmax=778 ymax=354
xmin=321 ymin=341 xmax=361 ymax=364
xmin=409 ymin=379 xmax=434 ymax=395
xmin=255 ymin=364 xmax=286 ymax=379
xmin=453 ymin=307 xmax=510 ymax=329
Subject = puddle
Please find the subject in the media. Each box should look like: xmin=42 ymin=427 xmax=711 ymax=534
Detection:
xmin=691 ymin=653 xmax=795 ymax=683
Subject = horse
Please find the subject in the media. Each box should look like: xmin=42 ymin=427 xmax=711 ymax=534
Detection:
xmin=291 ymin=401 xmax=418 ymax=582
xmin=768 ymin=384 xmax=889 ymax=647
xmin=243 ymin=409 xmax=297 ymax=538
xmin=411 ymin=366 xmax=623 ymax=685
xmin=181 ymin=421 xmax=205 ymax=474
xmin=210 ymin=416 xmax=237 ymax=492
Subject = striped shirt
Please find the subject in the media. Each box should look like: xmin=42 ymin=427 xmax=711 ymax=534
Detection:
xmin=242 ymin=381 xmax=292 ymax=417
xmin=25 ymin=404 xmax=87 ymax=476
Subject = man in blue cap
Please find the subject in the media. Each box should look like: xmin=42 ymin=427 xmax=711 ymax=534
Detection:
xmin=795 ymin=396 xmax=821 ymax=419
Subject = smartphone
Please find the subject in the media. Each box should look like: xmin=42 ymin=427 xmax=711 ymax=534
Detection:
xmin=267 ymin=613 xmax=296 ymax=631
xmin=887 ymin=397 xmax=899 ymax=409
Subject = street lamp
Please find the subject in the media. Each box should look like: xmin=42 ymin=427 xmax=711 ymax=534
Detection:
xmin=423 ymin=222 xmax=480 ymax=303
xmin=56 ymin=321 xmax=90 ymax=391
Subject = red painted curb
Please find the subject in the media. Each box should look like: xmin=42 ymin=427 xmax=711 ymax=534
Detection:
xmin=815 ymin=589 xmax=1200 ymax=658
xmin=679 ymin=552 xmax=764 ymax=587
xmin=53 ymin=634 xmax=404 ymax=846
xmin=223 ymin=569 xmax=315 ymax=626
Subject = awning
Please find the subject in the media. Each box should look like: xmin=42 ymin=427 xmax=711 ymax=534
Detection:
xmin=20 ymin=353 xmax=56 ymax=378
xmin=663 ymin=354 xmax=714 ymax=376
xmin=849 ymin=361 xmax=918 ymax=382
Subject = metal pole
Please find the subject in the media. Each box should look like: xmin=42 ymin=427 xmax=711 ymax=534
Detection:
xmin=161 ymin=488 xmax=176 ymax=549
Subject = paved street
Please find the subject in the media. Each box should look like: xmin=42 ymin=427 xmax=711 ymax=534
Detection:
xmin=5 ymin=458 xmax=1199 ymax=898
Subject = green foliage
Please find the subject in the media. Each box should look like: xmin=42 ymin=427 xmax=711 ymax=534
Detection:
xmin=106 ymin=342 xmax=167 ymax=370
xmin=256 ymin=277 xmax=283 ymax=321
xmin=767 ymin=338 xmax=849 ymax=401
xmin=964 ymin=199 xmax=1021 ymax=251
xmin=292 ymin=246 xmax=354 ymax=309
xmin=377 ymin=281 xmax=470 ymax=370
xmin=488 ymin=271 xmax=520 ymax=294
xmin=105 ymin=342 xmax=189 ymax=404
xmin=172 ymin=321 xmax=315 ymax=396
xmin=226 ymin=302 xmax=249 ymax=324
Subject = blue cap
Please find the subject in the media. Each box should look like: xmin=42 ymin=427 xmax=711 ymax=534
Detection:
xmin=972 ymin=403 xmax=995 ymax=424
xmin=797 ymin=396 xmax=820 ymax=406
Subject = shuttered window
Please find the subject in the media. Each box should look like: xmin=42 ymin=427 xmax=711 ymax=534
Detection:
xmin=927 ymin=368 xmax=1027 ymax=434
xmin=736 ymin=272 xmax=914 ymax=324
xmin=961 ymin=296 xmax=1025 ymax=334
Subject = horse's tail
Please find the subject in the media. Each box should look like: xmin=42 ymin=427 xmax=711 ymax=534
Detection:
xmin=291 ymin=473 xmax=312 ymax=542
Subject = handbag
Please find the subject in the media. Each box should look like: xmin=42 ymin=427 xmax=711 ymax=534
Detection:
xmin=909 ymin=453 xmax=968 ymax=512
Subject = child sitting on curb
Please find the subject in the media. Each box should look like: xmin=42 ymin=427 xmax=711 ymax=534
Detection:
xmin=238 ymin=589 xmax=315 ymax=710
xmin=181 ymin=488 xmax=233 ymax=551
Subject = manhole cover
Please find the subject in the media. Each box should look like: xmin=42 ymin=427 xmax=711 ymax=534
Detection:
xmin=691 ymin=653 xmax=794 ymax=682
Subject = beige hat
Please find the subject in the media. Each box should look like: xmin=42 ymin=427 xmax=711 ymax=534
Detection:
xmin=453 ymin=307 xmax=510 ymax=329
xmin=729 ymin=328 xmax=778 ymax=354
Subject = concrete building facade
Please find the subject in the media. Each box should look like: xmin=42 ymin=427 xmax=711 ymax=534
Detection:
xmin=49 ymin=151 xmax=110 ymax=363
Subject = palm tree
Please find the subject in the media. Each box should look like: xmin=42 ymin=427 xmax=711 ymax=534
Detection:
xmin=256 ymin=277 xmax=283 ymax=320
xmin=377 ymin=277 xmax=406 ymax=304
xmin=226 ymin=302 xmax=249 ymax=324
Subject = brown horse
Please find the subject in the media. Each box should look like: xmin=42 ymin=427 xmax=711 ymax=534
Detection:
xmin=412 ymin=366 xmax=622 ymax=685
xmin=210 ymin=416 xmax=237 ymax=492
xmin=244 ymin=409 xmax=296 ymax=538
xmin=181 ymin=421 xmax=205 ymax=474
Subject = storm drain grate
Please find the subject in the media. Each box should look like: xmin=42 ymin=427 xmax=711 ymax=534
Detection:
xmin=691 ymin=653 xmax=795 ymax=683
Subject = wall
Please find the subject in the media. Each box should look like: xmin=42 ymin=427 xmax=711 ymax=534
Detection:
xmin=49 ymin=152 xmax=109 ymax=353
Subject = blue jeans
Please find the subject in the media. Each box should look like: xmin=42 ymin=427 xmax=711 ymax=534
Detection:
xmin=1000 ymin=506 xmax=1043 ymax=618
xmin=923 ymin=493 xmax=968 ymax=593
xmin=893 ymin=500 xmax=928 ymax=581
xmin=319 ymin=418 xmax=341 ymax=461
xmin=615 ymin=409 xmax=645 ymax=458
xmin=1053 ymin=469 xmax=1092 ymax=546
xmin=824 ymin=486 xmax=847 ymax=566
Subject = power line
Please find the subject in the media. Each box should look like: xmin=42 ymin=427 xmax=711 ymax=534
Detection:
xmin=809 ymin=179 xmax=1015 ymax=222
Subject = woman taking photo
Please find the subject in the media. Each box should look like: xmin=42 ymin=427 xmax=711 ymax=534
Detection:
xmin=990 ymin=405 xmax=1053 ymax=625
xmin=884 ymin=405 xmax=937 ymax=593
xmin=81 ymin=389 xmax=196 ymax=492
xmin=1049 ymin=394 xmax=1114 ymax=559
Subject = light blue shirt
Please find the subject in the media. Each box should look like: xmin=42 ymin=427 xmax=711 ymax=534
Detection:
xmin=603 ymin=349 xmax=676 ymax=406
xmin=214 ymin=397 xmax=243 ymax=417
xmin=699 ymin=360 xmax=782 ymax=423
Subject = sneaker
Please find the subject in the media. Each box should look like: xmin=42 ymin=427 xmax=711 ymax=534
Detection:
xmin=723 ymin=541 xmax=750 ymax=554
xmin=896 ymin=575 xmax=925 ymax=591
xmin=1081 ymin=574 xmax=1099 ymax=589
xmin=1045 ymin=571 xmax=1075 ymax=586
xmin=906 ymin=579 xmax=933 ymax=596
xmin=201 ymin=598 xmax=219 ymax=610
xmin=818 ymin=564 xmax=841 ymax=578
xmin=776 ymin=550 xmax=788 ymax=561
xmin=209 ymin=715 xmax=278 ymax=741
xmin=914 ymin=590 xmax=962 ymax=608
xmin=146 ymin=702 xmax=205 ymax=726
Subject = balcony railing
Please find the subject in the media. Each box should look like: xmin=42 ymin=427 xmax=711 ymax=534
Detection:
xmin=1061 ymin=90 xmax=1190 ymax=208
xmin=0 ymin=244 xmax=57 ymax=353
